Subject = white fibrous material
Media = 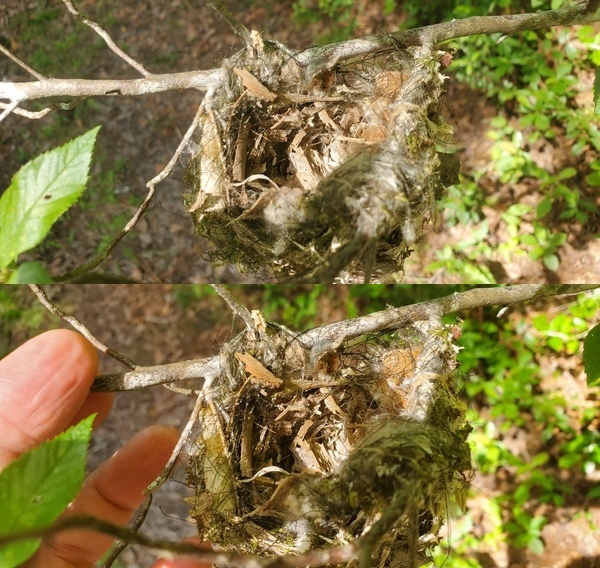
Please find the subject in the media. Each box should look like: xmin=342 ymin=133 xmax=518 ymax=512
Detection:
xmin=184 ymin=40 xmax=459 ymax=282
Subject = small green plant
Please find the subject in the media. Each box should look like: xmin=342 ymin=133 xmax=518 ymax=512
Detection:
xmin=0 ymin=127 xmax=100 ymax=283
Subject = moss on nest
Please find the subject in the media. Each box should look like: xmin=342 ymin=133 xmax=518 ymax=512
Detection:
xmin=185 ymin=316 xmax=471 ymax=566
xmin=184 ymin=40 xmax=459 ymax=282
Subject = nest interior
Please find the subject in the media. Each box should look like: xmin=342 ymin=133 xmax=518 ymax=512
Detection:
xmin=185 ymin=315 xmax=472 ymax=567
xmin=183 ymin=37 xmax=460 ymax=282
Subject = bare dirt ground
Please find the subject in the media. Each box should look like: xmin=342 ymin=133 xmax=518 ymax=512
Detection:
xmin=2 ymin=1 xmax=597 ymax=283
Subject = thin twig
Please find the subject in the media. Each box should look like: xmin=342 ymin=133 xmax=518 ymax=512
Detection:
xmin=0 ymin=43 xmax=46 ymax=80
xmin=104 ymin=391 xmax=206 ymax=566
xmin=0 ymin=100 xmax=20 ymax=124
xmin=212 ymin=285 xmax=256 ymax=331
xmin=0 ymin=70 xmax=220 ymax=103
xmin=0 ymin=513 xmax=359 ymax=568
xmin=0 ymin=97 xmax=86 ymax=120
xmin=208 ymin=0 xmax=253 ymax=47
xmin=61 ymin=0 xmax=150 ymax=77
xmin=28 ymin=285 xmax=137 ymax=370
xmin=295 ymin=3 xmax=600 ymax=70
xmin=55 ymin=97 xmax=207 ymax=282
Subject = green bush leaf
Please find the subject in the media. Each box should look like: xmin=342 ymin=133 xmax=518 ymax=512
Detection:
xmin=583 ymin=323 xmax=600 ymax=386
xmin=542 ymin=253 xmax=560 ymax=271
xmin=0 ymin=126 xmax=100 ymax=270
xmin=595 ymin=67 xmax=600 ymax=116
xmin=0 ymin=415 xmax=94 ymax=567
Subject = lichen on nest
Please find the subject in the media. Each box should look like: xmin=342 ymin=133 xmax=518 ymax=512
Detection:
xmin=183 ymin=36 xmax=459 ymax=282
xmin=184 ymin=313 xmax=472 ymax=567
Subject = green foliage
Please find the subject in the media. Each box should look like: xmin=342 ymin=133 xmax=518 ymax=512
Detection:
xmin=418 ymin=1 xmax=600 ymax=279
xmin=0 ymin=127 xmax=100 ymax=283
xmin=292 ymin=0 xmax=357 ymax=42
xmin=0 ymin=415 xmax=94 ymax=567
xmin=594 ymin=68 xmax=600 ymax=115
xmin=433 ymin=290 xmax=600 ymax=565
xmin=583 ymin=323 xmax=600 ymax=385
xmin=261 ymin=285 xmax=327 ymax=328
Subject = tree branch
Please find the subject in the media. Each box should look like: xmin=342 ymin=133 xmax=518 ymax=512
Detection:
xmin=296 ymin=4 xmax=600 ymax=69
xmin=29 ymin=285 xmax=137 ymax=370
xmin=0 ymin=70 xmax=221 ymax=105
xmin=90 ymin=285 xmax=598 ymax=392
xmin=61 ymin=0 xmax=150 ymax=77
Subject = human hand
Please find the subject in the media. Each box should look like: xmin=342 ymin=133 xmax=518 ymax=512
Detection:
xmin=0 ymin=329 xmax=208 ymax=568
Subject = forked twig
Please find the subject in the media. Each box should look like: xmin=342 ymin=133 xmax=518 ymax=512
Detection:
xmin=55 ymin=96 xmax=207 ymax=282
xmin=89 ymin=284 xmax=599 ymax=392
xmin=28 ymin=285 xmax=137 ymax=369
xmin=0 ymin=97 xmax=87 ymax=120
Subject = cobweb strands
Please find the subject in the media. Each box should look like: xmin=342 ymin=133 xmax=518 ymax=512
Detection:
xmin=183 ymin=34 xmax=459 ymax=283
xmin=184 ymin=311 xmax=472 ymax=567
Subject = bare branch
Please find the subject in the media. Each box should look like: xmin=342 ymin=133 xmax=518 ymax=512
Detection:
xmin=296 ymin=4 xmax=600 ymax=69
xmin=208 ymin=0 xmax=253 ymax=47
xmin=212 ymin=284 xmax=256 ymax=331
xmin=90 ymin=284 xmax=599 ymax=392
xmin=0 ymin=43 xmax=46 ymax=80
xmin=61 ymin=0 xmax=150 ymax=76
xmin=0 ymin=514 xmax=359 ymax=568
xmin=0 ymin=70 xmax=221 ymax=104
xmin=28 ymin=285 xmax=137 ymax=370
xmin=0 ymin=100 xmax=20 ymax=124
xmin=0 ymin=97 xmax=86 ymax=120
xmin=56 ymin=98 xmax=207 ymax=282
xmin=298 ymin=284 xmax=600 ymax=359
xmin=92 ymin=357 xmax=222 ymax=391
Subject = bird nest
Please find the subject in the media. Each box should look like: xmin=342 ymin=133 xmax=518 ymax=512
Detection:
xmin=183 ymin=37 xmax=459 ymax=282
xmin=185 ymin=312 xmax=472 ymax=567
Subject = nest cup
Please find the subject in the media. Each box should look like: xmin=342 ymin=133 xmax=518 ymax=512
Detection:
xmin=184 ymin=40 xmax=459 ymax=282
xmin=185 ymin=316 xmax=472 ymax=566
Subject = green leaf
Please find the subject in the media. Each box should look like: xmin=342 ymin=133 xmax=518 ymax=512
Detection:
xmin=536 ymin=197 xmax=552 ymax=219
xmin=0 ymin=415 xmax=94 ymax=567
xmin=594 ymin=67 xmax=600 ymax=116
xmin=557 ymin=167 xmax=577 ymax=181
xmin=583 ymin=323 xmax=600 ymax=386
xmin=586 ymin=171 xmax=600 ymax=186
xmin=0 ymin=126 xmax=100 ymax=270
xmin=543 ymin=253 xmax=560 ymax=271
xmin=6 ymin=262 xmax=53 ymax=284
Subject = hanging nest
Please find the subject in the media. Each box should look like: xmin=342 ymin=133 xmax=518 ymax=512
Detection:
xmin=183 ymin=35 xmax=459 ymax=282
xmin=185 ymin=312 xmax=472 ymax=567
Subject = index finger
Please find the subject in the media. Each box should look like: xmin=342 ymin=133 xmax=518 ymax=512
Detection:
xmin=0 ymin=329 xmax=101 ymax=468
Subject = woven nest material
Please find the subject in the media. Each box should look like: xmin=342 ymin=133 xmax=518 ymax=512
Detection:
xmin=184 ymin=38 xmax=459 ymax=282
xmin=185 ymin=314 xmax=472 ymax=567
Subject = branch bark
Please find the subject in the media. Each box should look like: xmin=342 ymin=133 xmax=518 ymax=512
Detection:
xmin=0 ymin=70 xmax=221 ymax=104
xmin=91 ymin=284 xmax=599 ymax=392
xmin=296 ymin=3 xmax=600 ymax=69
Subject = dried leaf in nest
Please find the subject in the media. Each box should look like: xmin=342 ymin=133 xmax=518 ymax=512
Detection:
xmin=183 ymin=40 xmax=460 ymax=282
xmin=185 ymin=317 xmax=472 ymax=567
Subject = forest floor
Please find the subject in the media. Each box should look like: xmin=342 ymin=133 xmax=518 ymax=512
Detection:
xmin=1 ymin=0 xmax=598 ymax=283
xmin=2 ymin=285 xmax=599 ymax=568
